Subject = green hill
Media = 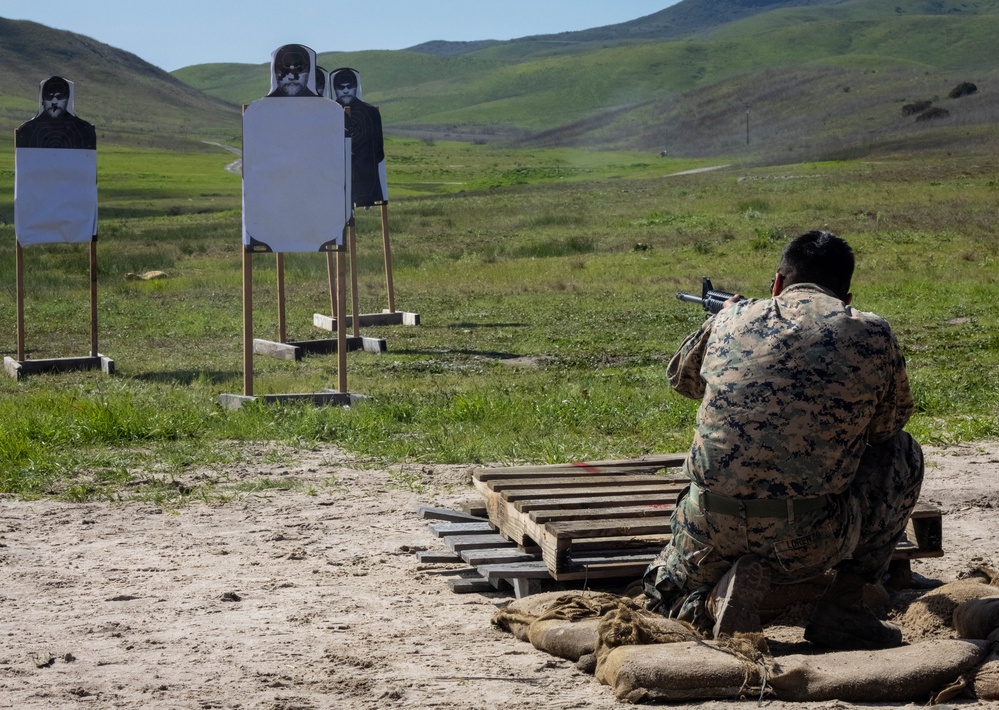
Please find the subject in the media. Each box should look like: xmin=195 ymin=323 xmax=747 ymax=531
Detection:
xmin=3 ymin=0 xmax=998 ymax=161
xmin=168 ymin=0 xmax=999 ymax=160
xmin=0 ymin=17 xmax=240 ymax=149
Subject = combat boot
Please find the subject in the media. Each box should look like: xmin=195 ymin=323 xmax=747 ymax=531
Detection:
xmin=707 ymin=555 xmax=771 ymax=639
xmin=803 ymin=572 xmax=903 ymax=650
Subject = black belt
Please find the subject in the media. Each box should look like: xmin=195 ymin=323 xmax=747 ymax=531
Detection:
xmin=688 ymin=483 xmax=830 ymax=522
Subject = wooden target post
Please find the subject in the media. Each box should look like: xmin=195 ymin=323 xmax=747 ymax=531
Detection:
xmin=220 ymin=87 xmax=366 ymax=410
xmin=7 ymin=82 xmax=113 ymax=380
xmin=225 ymin=240 xmax=354 ymax=407
xmin=313 ymin=202 xmax=420 ymax=332
xmin=313 ymin=74 xmax=418 ymax=333
xmin=250 ymin=250 xmax=384 ymax=363
xmin=5 ymin=239 xmax=114 ymax=380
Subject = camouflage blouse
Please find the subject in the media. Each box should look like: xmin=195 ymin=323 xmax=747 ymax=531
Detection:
xmin=668 ymin=283 xmax=913 ymax=499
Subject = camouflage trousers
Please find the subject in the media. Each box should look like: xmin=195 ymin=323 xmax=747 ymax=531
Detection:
xmin=643 ymin=431 xmax=923 ymax=629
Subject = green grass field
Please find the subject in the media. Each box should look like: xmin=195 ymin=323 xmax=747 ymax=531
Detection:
xmin=1 ymin=138 xmax=997 ymax=502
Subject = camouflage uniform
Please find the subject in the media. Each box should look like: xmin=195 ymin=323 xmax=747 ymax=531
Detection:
xmin=644 ymin=283 xmax=923 ymax=630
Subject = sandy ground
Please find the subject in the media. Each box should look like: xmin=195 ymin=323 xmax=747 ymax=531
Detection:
xmin=1 ymin=441 xmax=997 ymax=709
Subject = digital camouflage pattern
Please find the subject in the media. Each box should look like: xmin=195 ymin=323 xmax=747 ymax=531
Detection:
xmin=644 ymin=283 xmax=923 ymax=627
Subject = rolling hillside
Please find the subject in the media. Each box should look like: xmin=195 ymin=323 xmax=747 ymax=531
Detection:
xmin=2 ymin=0 xmax=997 ymax=161
xmin=0 ymin=17 xmax=240 ymax=149
xmin=169 ymin=0 xmax=999 ymax=161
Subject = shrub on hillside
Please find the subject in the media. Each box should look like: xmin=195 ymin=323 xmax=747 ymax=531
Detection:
xmin=902 ymin=100 xmax=933 ymax=116
xmin=949 ymin=82 xmax=978 ymax=99
xmin=916 ymin=107 xmax=950 ymax=122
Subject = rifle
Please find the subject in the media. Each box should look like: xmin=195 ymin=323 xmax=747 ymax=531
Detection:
xmin=676 ymin=277 xmax=736 ymax=315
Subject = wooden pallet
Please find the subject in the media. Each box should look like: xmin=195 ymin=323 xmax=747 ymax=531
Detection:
xmin=472 ymin=454 xmax=944 ymax=583
xmin=472 ymin=455 xmax=686 ymax=582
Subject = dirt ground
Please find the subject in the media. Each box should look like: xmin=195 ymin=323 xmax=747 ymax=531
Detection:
xmin=1 ymin=441 xmax=997 ymax=709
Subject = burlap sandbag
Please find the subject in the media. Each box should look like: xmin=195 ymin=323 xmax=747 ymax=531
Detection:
xmin=492 ymin=591 xmax=590 ymax=642
xmin=954 ymin=597 xmax=999 ymax=639
xmin=528 ymin=618 xmax=600 ymax=661
xmin=899 ymin=579 xmax=999 ymax=639
xmin=597 ymin=641 xmax=768 ymax=703
xmin=494 ymin=590 xmax=703 ymax=668
xmin=769 ymin=639 xmax=988 ymax=702
xmin=492 ymin=591 xmax=637 ymax=649
xmin=965 ymin=646 xmax=999 ymax=700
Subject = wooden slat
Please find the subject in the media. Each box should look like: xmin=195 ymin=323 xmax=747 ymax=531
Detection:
xmin=476 ymin=467 xmax=681 ymax=481
xmin=545 ymin=517 xmax=671 ymax=540
xmin=529 ymin=504 xmax=673 ymax=524
xmin=416 ymin=550 xmax=462 ymax=564
xmin=515 ymin=491 xmax=683 ymax=513
xmin=418 ymin=506 xmax=489 ymax=523
xmin=482 ymin=474 xmax=666 ymax=492
xmin=461 ymin=548 xmax=541 ymax=566
xmin=472 ymin=454 xmax=687 ymax=480
xmin=429 ymin=522 xmax=494 ymax=537
xmin=570 ymin=538 xmax=671 ymax=553
xmin=493 ymin=483 xmax=676 ymax=503
xmin=478 ymin=561 xmax=554 ymax=581
xmin=444 ymin=534 xmax=516 ymax=553
xmin=448 ymin=577 xmax=497 ymax=594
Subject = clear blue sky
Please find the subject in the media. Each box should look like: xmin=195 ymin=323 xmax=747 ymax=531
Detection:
xmin=2 ymin=1 xmax=680 ymax=72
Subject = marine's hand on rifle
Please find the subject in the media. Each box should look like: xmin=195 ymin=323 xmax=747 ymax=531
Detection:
xmin=721 ymin=293 xmax=743 ymax=309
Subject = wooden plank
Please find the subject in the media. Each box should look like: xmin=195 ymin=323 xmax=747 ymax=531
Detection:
xmin=480 ymin=474 xmax=667 ymax=492
xmin=219 ymin=392 xmax=361 ymax=410
xmin=416 ymin=550 xmax=462 ymax=563
xmin=472 ymin=454 xmax=687 ymax=480
xmin=313 ymin=311 xmax=419 ymax=330
xmin=545 ymin=517 xmax=672 ymax=540
xmin=911 ymin=500 xmax=940 ymax=518
xmin=429 ymin=522 xmax=495 ymax=537
xmin=253 ymin=339 xmax=301 ymax=361
xmin=568 ymin=550 xmax=663 ymax=565
xmin=570 ymin=537 xmax=671 ymax=553
xmin=417 ymin=506 xmax=488 ymax=523
xmin=253 ymin=336 xmax=376 ymax=361
xmin=459 ymin=502 xmax=489 ymax=518
xmin=444 ymin=534 xmax=517 ymax=553
xmin=461 ymin=548 xmax=541 ymax=566
xmin=5 ymin=354 xmax=114 ymax=379
xmin=448 ymin=577 xmax=498 ymax=594
xmin=529 ymin=504 xmax=673 ymax=525
xmin=494 ymin=483 xmax=678 ymax=503
xmin=551 ymin=559 xmax=653 ymax=581
xmin=515 ymin=491 xmax=683 ymax=513
xmin=476 ymin=466 xmax=682 ymax=481
xmin=478 ymin=561 xmax=554 ymax=582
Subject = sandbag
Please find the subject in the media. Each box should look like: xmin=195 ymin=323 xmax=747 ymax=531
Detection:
xmin=492 ymin=591 xmax=637 ymax=644
xmin=954 ymin=597 xmax=999 ymax=639
xmin=769 ymin=639 xmax=988 ymax=702
xmin=595 ymin=599 xmax=701 ymax=652
xmin=965 ymin=647 xmax=999 ymax=700
xmin=528 ymin=618 xmax=599 ymax=661
xmin=491 ymin=591 xmax=586 ymax=641
xmin=899 ymin=579 xmax=999 ymax=639
xmin=596 ymin=641 xmax=767 ymax=703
